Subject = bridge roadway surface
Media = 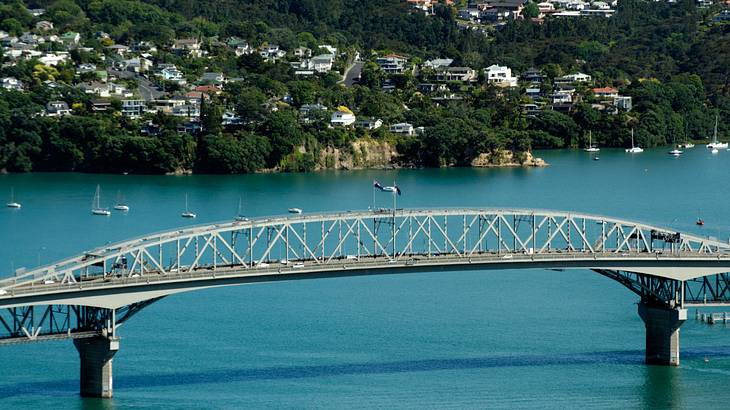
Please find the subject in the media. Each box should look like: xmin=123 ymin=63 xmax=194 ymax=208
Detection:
xmin=4 ymin=251 xmax=730 ymax=310
xmin=2 ymin=207 xmax=730 ymax=397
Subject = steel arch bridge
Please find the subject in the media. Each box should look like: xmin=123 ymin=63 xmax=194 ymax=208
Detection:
xmin=2 ymin=207 xmax=730 ymax=344
xmin=3 ymin=207 xmax=730 ymax=397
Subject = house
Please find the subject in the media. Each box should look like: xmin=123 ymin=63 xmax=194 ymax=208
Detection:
xmin=259 ymin=44 xmax=286 ymax=61
xmin=91 ymin=100 xmax=112 ymax=112
xmin=435 ymin=66 xmax=477 ymax=82
xmin=105 ymin=44 xmax=129 ymax=56
xmin=299 ymin=103 xmax=327 ymax=123
xmin=222 ymin=111 xmax=243 ymax=125
xmin=593 ymin=87 xmax=619 ymax=99
xmin=521 ymin=68 xmax=545 ymax=83
xmin=60 ymin=32 xmax=80 ymax=47
xmin=120 ymin=100 xmax=146 ymax=118
xmin=356 ymin=118 xmax=383 ymax=130
xmin=193 ymin=85 xmax=221 ymax=95
xmin=28 ymin=8 xmax=45 ymax=17
xmin=318 ymin=44 xmax=337 ymax=55
xmin=1 ymin=77 xmax=23 ymax=91
xmin=330 ymin=106 xmax=356 ymax=126
xmin=46 ymin=101 xmax=71 ymax=116
xmin=172 ymin=38 xmax=203 ymax=57
xmin=376 ymin=54 xmax=408 ymax=74
xmin=484 ymin=64 xmax=518 ymax=87
xmin=123 ymin=57 xmax=153 ymax=73
xmin=417 ymin=83 xmax=448 ymax=94
xmin=614 ymin=96 xmax=632 ymax=111
xmin=39 ymin=53 xmax=70 ymax=66
xmin=522 ymin=103 xmax=541 ymax=116
xmin=422 ymin=58 xmax=454 ymax=70
xmin=199 ymin=72 xmax=225 ymax=84
xmin=525 ymin=85 xmax=542 ymax=99
xmin=551 ymin=92 xmax=572 ymax=104
xmin=234 ymin=43 xmax=253 ymax=56
xmin=457 ymin=8 xmax=481 ymax=20
xmin=293 ymin=47 xmax=311 ymax=58
xmin=177 ymin=120 xmax=202 ymax=135
xmin=556 ymin=72 xmax=592 ymax=83
xmin=19 ymin=32 xmax=42 ymax=45
xmin=77 ymin=63 xmax=97 ymax=73
xmin=158 ymin=65 xmax=186 ymax=83
xmin=390 ymin=122 xmax=415 ymax=136
xmin=172 ymin=104 xmax=201 ymax=118
xmin=311 ymin=54 xmax=335 ymax=73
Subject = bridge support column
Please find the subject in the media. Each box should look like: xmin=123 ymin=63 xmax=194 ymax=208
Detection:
xmin=638 ymin=303 xmax=687 ymax=366
xmin=73 ymin=337 xmax=119 ymax=398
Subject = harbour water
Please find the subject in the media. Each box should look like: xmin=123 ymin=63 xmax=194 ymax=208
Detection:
xmin=2 ymin=148 xmax=730 ymax=408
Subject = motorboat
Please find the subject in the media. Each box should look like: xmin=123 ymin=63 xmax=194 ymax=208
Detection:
xmin=668 ymin=148 xmax=683 ymax=156
xmin=288 ymin=208 xmax=303 ymax=214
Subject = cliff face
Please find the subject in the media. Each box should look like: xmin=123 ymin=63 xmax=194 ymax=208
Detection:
xmin=470 ymin=150 xmax=548 ymax=168
xmin=308 ymin=141 xmax=547 ymax=171
xmin=315 ymin=139 xmax=398 ymax=170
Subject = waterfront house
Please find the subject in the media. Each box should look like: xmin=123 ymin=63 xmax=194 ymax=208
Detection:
xmin=435 ymin=66 xmax=477 ymax=82
xmin=593 ymin=87 xmax=618 ymax=99
xmin=556 ymin=72 xmax=592 ymax=83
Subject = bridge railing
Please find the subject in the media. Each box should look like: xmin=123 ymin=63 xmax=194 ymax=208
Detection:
xmin=1 ymin=208 xmax=728 ymax=292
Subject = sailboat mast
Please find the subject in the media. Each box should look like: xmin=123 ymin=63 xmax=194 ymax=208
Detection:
xmin=714 ymin=114 xmax=719 ymax=143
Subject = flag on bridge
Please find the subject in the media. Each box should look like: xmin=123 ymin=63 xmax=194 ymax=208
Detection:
xmin=373 ymin=180 xmax=401 ymax=196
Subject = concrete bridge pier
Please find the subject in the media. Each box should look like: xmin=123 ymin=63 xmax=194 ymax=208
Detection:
xmin=638 ymin=303 xmax=687 ymax=366
xmin=73 ymin=336 xmax=119 ymax=398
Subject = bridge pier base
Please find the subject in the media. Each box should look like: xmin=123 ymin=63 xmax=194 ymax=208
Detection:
xmin=73 ymin=337 xmax=119 ymax=398
xmin=638 ymin=303 xmax=687 ymax=366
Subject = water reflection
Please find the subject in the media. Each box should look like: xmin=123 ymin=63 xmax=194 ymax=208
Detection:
xmin=639 ymin=365 xmax=682 ymax=410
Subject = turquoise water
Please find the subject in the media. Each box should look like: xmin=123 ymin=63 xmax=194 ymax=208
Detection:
xmin=1 ymin=148 xmax=730 ymax=408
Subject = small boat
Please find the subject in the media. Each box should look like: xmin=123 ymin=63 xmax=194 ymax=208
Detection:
xmin=6 ymin=187 xmax=21 ymax=208
xmin=668 ymin=148 xmax=683 ymax=156
xmin=696 ymin=218 xmax=705 ymax=226
xmin=288 ymin=207 xmax=303 ymax=214
xmin=679 ymin=142 xmax=694 ymax=149
xmin=625 ymin=129 xmax=643 ymax=153
xmin=584 ymin=131 xmax=600 ymax=152
xmin=712 ymin=148 xmax=719 ymax=154
xmin=235 ymin=196 xmax=248 ymax=221
xmin=113 ymin=191 xmax=130 ymax=211
xmin=593 ymin=156 xmax=600 ymax=161
xmin=181 ymin=194 xmax=196 ymax=218
xmin=706 ymin=114 xmax=728 ymax=150
xmin=91 ymin=185 xmax=111 ymax=216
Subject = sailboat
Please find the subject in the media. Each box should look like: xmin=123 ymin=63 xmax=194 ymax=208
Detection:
xmin=706 ymin=114 xmax=727 ymax=150
xmin=6 ymin=187 xmax=21 ymax=208
xmin=113 ymin=190 xmax=130 ymax=211
xmin=625 ymin=129 xmax=644 ymax=153
xmin=91 ymin=185 xmax=111 ymax=216
xmin=583 ymin=131 xmax=600 ymax=152
xmin=235 ymin=196 xmax=248 ymax=221
xmin=181 ymin=194 xmax=196 ymax=218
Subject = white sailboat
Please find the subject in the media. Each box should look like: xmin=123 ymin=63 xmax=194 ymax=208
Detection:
xmin=235 ymin=196 xmax=248 ymax=221
xmin=181 ymin=194 xmax=196 ymax=218
xmin=583 ymin=131 xmax=600 ymax=152
xmin=706 ymin=114 xmax=727 ymax=150
xmin=91 ymin=185 xmax=111 ymax=216
xmin=625 ymin=129 xmax=643 ymax=153
xmin=113 ymin=190 xmax=130 ymax=211
xmin=6 ymin=187 xmax=21 ymax=208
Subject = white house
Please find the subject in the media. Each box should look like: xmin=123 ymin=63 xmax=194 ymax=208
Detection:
xmin=357 ymin=118 xmax=383 ymax=130
xmin=46 ymin=101 xmax=71 ymax=117
xmin=331 ymin=107 xmax=356 ymax=127
xmin=311 ymin=54 xmax=335 ymax=73
xmin=390 ymin=122 xmax=415 ymax=136
xmin=484 ymin=64 xmax=518 ymax=87
xmin=557 ymin=72 xmax=592 ymax=83
xmin=1 ymin=77 xmax=23 ymax=91
xmin=39 ymin=52 xmax=70 ymax=66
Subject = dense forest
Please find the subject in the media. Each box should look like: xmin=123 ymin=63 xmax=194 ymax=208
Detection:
xmin=0 ymin=0 xmax=729 ymax=173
